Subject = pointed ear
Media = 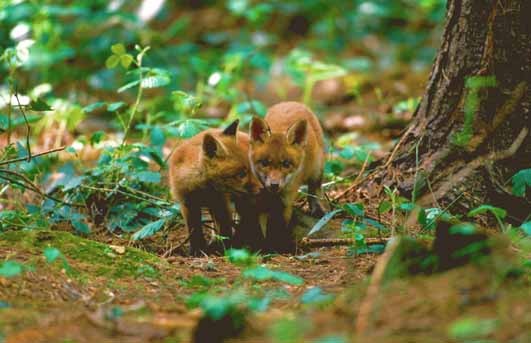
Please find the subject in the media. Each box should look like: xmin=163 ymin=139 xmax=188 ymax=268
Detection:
xmin=203 ymin=133 xmax=225 ymax=159
xmin=286 ymin=119 xmax=308 ymax=146
xmin=222 ymin=119 xmax=239 ymax=136
xmin=250 ymin=116 xmax=270 ymax=143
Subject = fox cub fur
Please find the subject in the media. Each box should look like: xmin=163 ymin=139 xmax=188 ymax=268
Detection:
xmin=249 ymin=101 xmax=326 ymax=252
xmin=168 ymin=120 xmax=258 ymax=255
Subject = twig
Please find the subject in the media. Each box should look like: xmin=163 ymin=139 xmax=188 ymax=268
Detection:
xmin=0 ymin=146 xmax=65 ymax=166
xmin=80 ymin=184 xmax=172 ymax=208
xmin=0 ymin=169 xmax=84 ymax=208
xmin=300 ymin=237 xmax=389 ymax=248
xmin=14 ymin=91 xmax=32 ymax=162
xmin=333 ymin=152 xmax=371 ymax=201
xmin=355 ymin=237 xmax=399 ymax=335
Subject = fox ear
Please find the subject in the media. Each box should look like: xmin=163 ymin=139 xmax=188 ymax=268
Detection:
xmin=286 ymin=119 xmax=308 ymax=146
xmin=222 ymin=119 xmax=239 ymax=136
xmin=203 ymin=133 xmax=225 ymax=159
xmin=250 ymin=116 xmax=270 ymax=143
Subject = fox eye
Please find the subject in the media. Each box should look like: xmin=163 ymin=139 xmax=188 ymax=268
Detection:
xmin=281 ymin=159 xmax=292 ymax=168
xmin=238 ymin=170 xmax=246 ymax=178
xmin=259 ymin=159 xmax=270 ymax=167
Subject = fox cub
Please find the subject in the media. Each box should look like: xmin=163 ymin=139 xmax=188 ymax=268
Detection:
xmin=169 ymin=120 xmax=258 ymax=255
xmin=250 ymin=101 xmax=326 ymax=252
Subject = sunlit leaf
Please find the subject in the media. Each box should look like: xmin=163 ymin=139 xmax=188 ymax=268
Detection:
xmin=43 ymin=247 xmax=61 ymax=263
xmin=512 ymin=168 xmax=531 ymax=197
xmin=120 ymin=54 xmax=133 ymax=68
xmin=467 ymin=204 xmax=506 ymax=220
xmin=135 ymin=171 xmax=161 ymax=183
xmin=105 ymin=54 xmax=120 ymax=69
xmin=0 ymin=261 xmax=23 ymax=278
xmin=300 ymin=287 xmax=334 ymax=304
xmin=141 ymin=75 xmax=170 ymax=89
xmin=132 ymin=219 xmax=165 ymax=240
xmin=117 ymin=80 xmax=140 ymax=93
xmin=111 ymin=43 xmax=126 ymax=55
xmin=519 ymin=221 xmax=531 ymax=236
xmin=72 ymin=219 xmax=90 ymax=234
xmin=343 ymin=203 xmax=364 ymax=217
xmin=107 ymin=101 xmax=125 ymax=112
xmin=83 ymin=101 xmax=106 ymax=113
xmin=307 ymin=209 xmax=342 ymax=236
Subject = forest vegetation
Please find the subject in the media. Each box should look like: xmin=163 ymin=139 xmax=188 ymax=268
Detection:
xmin=0 ymin=1 xmax=529 ymax=342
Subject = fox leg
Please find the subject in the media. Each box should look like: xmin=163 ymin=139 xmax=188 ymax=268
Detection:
xmin=181 ymin=203 xmax=207 ymax=256
xmin=308 ymin=177 xmax=327 ymax=217
xmin=264 ymin=194 xmax=296 ymax=253
xmin=233 ymin=195 xmax=264 ymax=251
xmin=209 ymin=194 xmax=234 ymax=252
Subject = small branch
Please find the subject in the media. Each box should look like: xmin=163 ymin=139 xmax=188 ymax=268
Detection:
xmin=14 ymin=91 xmax=32 ymax=162
xmin=300 ymin=237 xmax=389 ymax=248
xmin=0 ymin=146 xmax=65 ymax=166
xmin=355 ymin=237 xmax=399 ymax=335
xmin=333 ymin=152 xmax=371 ymax=201
xmin=0 ymin=169 xmax=84 ymax=208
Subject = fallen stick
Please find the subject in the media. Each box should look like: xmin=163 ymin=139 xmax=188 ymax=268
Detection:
xmin=300 ymin=237 xmax=389 ymax=248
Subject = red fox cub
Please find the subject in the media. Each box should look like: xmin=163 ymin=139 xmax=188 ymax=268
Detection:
xmin=249 ymin=102 xmax=326 ymax=252
xmin=168 ymin=120 xmax=258 ymax=255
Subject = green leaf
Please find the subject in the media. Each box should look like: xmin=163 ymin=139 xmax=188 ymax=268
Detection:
xmin=132 ymin=219 xmax=165 ymax=240
xmin=135 ymin=171 xmax=161 ymax=183
xmin=44 ymin=247 xmax=61 ymax=263
xmin=511 ymin=168 xmax=531 ymax=197
xmin=0 ymin=261 xmax=23 ymax=278
xmin=111 ymin=43 xmax=126 ymax=55
xmin=226 ymin=248 xmax=253 ymax=266
xmin=243 ymin=266 xmax=303 ymax=286
xmin=29 ymin=98 xmax=53 ymax=111
xmin=120 ymin=54 xmax=133 ymax=68
xmin=105 ymin=54 xmax=120 ymax=69
xmin=150 ymin=126 xmax=165 ymax=146
xmin=117 ymin=80 xmax=140 ymax=93
xmin=343 ymin=203 xmax=364 ymax=217
xmin=300 ymin=287 xmax=334 ymax=304
xmin=307 ymin=209 xmax=342 ymax=236
xmin=467 ymin=204 xmax=507 ymax=220
xmin=378 ymin=200 xmax=392 ymax=214
xmin=107 ymin=101 xmax=125 ymax=112
xmin=83 ymin=101 xmax=106 ymax=113
xmin=399 ymin=202 xmax=415 ymax=212
xmin=520 ymin=221 xmax=531 ymax=236
xmin=90 ymin=131 xmax=105 ymax=145
xmin=141 ymin=75 xmax=170 ymax=89
xmin=72 ymin=219 xmax=90 ymax=234
xmin=449 ymin=222 xmax=477 ymax=235
xmin=448 ymin=317 xmax=497 ymax=339
xmin=63 ymin=176 xmax=84 ymax=192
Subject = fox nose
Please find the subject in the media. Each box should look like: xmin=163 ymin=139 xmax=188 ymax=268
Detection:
xmin=269 ymin=182 xmax=280 ymax=192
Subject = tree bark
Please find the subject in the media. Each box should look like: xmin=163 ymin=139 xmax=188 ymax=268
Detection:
xmin=363 ymin=0 xmax=530 ymax=223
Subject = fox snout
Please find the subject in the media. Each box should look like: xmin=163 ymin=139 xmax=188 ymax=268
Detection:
xmin=264 ymin=170 xmax=286 ymax=192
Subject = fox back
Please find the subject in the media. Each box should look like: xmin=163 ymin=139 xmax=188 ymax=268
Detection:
xmin=169 ymin=127 xmax=255 ymax=201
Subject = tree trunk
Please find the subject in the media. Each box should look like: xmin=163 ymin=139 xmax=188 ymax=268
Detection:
xmin=363 ymin=0 xmax=530 ymax=223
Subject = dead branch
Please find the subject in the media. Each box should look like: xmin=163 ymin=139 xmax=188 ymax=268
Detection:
xmin=300 ymin=237 xmax=389 ymax=248
xmin=355 ymin=237 xmax=399 ymax=335
xmin=0 ymin=146 xmax=65 ymax=166
xmin=332 ymin=151 xmax=371 ymax=201
xmin=14 ymin=91 xmax=32 ymax=162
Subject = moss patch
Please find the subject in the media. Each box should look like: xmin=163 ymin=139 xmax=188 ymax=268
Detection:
xmin=0 ymin=230 xmax=165 ymax=279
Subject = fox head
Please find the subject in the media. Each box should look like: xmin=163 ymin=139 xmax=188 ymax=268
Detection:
xmin=249 ymin=116 xmax=308 ymax=193
xmin=202 ymin=120 xmax=259 ymax=195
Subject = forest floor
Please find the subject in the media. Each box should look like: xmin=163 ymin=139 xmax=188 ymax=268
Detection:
xmin=1 ymin=70 xmax=530 ymax=343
